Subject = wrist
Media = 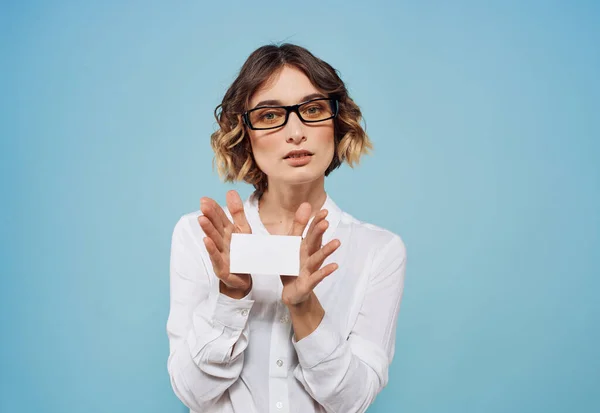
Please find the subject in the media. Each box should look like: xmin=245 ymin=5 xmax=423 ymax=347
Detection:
xmin=287 ymin=293 xmax=324 ymax=341
xmin=287 ymin=292 xmax=320 ymax=315
xmin=219 ymin=280 xmax=251 ymax=299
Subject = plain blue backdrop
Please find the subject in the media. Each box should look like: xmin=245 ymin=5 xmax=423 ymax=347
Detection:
xmin=2 ymin=1 xmax=599 ymax=412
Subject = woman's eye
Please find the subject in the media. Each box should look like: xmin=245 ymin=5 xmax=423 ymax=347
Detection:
xmin=261 ymin=111 xmax=281 ymax=121
xmin=305 ymin=106 xmax=321 ymax=114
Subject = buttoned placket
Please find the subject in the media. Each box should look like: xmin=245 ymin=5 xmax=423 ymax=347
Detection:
xmin=268 ymin=299 xmax=293 ymax=413
xmin=246 ymin=198 xmax=293 ymax=413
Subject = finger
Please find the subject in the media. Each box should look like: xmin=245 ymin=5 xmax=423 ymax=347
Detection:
xmin=301 ymin=219 xmax=328 ymax=260
xmin=200 ymin=198 xmax=225 ymax=236
xmin=198 ymin=215 xmax=225 ymax=252
xmin=306 ymin=239 xmax=341 ymax=273
xmin=305 ymin=209 xmax=328 ymax=238
xmin=306 ymin=214 xmax=329 ymax=256
xmin=203 ymin=236 xmax=227 ymax=277
xmin=213 ymin=199 xmax=235 ymax=235
xmin=307 ymin=263 xmax=339 ymax=291
xmin=226 ymin=190 xmax=252 ymax=234
xmin=289 ymin=202 xmax=312 ymax=237
xmin=205 ymin=197 xmax=235 ymax=241
xmin=313 ymin=220 xmax=327 ymax=252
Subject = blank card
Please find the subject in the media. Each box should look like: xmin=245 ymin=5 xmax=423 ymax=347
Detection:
xmin=230 ymin=233 xmax=301 ymax=276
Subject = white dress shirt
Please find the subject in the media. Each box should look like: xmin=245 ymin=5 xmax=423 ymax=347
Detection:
xmin=166 ymin=193 xmax=407 ymax=413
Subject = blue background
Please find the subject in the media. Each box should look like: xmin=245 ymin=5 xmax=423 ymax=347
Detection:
xmin=2 ymin=1 xmax=599 ymax=412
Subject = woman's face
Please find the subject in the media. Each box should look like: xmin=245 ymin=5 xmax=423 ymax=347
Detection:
xmin=246 ymin=66 xmax=335 ymax=187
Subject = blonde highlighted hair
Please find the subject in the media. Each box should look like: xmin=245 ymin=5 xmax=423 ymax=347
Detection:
xmin=211 ymin=43 xmax=372 ymax=199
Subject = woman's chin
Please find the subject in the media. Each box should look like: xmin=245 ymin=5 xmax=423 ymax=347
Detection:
xmin=274 ymin=169 xmax=326 ymax=186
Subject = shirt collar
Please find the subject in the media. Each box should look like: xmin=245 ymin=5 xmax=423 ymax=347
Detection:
xmin=244 ymin=192 xmax=342 ymax=244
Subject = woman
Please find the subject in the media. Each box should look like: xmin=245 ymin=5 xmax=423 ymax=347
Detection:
xmin=167 ymin=43 xmax=407 ymax=413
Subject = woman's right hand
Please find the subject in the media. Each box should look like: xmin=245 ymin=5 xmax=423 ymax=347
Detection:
xmin=198 ymin=190 xmax=253 ymax=299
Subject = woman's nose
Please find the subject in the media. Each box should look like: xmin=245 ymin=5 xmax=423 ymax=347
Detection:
xmin=285 ymin=112 xmax=306 ymax=143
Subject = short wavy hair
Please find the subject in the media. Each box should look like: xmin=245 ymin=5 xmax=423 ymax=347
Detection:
xmin=211 ymin=43 xmax=372 ymax=199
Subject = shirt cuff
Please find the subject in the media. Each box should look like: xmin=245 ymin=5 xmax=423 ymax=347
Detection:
xmin=292 ymin=312 xmax=342 ymax=369
xmin=212 ymin=290 xmax=254 ymax=329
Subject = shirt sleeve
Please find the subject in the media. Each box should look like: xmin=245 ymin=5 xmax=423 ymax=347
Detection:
xmin=292 ymin=234 xmax=407 ymax=413
xmin=166 ymin=215 xmax=255 ymax=412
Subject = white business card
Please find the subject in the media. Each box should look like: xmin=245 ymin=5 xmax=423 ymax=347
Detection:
xmin=230 ymin=233 xmax=301 ymax=276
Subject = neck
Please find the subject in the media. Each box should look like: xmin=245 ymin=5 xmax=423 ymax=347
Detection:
xmin=258 ymin=177 xmax=327 ymax=235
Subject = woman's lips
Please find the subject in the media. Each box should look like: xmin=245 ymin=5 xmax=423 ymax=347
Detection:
xmin=284 ymin=153 xmax=313 ymax=166
xmin=284 ymin=150 xmax=313 ymax=159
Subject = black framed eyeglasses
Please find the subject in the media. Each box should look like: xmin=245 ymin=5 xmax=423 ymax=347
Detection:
xmin=242 ymin=98 xmax=339 ymax=130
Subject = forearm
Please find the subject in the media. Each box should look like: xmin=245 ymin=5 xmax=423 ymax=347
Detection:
xmin=292 ymin=236 xmax=407 ymax=412
xmin=168 ymin=211 xmax=258 ymax=411
xmin=292 ymin=313 xmax=388 ymax=413
xmin=288 ymin=292 xmax=325 ymax=341
xmin=168 ymin=331 xmax=246 ymax=411
xmin=167 ymin=292 xmax=254 ymax=411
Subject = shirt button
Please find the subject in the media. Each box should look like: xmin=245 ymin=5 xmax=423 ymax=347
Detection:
xmin=241 ymin=309 xmax=249 ymax=316
xmin=276 ymin=401 xmax=283 ymax=409
xmin=276 ymin=359 xmax=283 ymax=367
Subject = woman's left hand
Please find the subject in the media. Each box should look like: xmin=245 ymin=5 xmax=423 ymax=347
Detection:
xmin=280 ymin=203 xmax=341 ymax=307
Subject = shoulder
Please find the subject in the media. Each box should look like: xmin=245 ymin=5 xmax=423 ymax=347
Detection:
xmin=338 ymin=210 xmax=407 ymax=267
xmin=168 ymin=211 xmax=204 ymax=258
